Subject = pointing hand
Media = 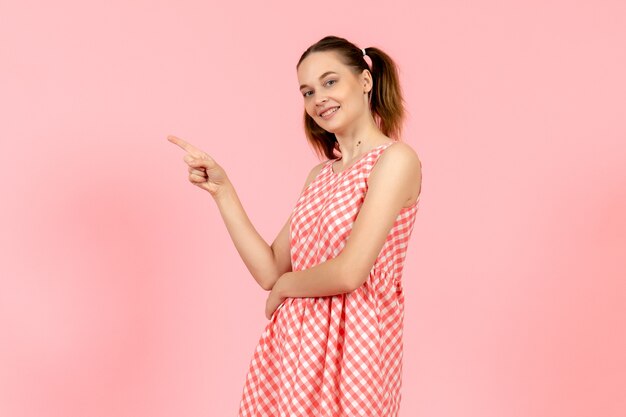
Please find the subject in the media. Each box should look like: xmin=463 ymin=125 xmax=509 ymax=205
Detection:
xmin=167 ymin=135 xmax=230 ymax=198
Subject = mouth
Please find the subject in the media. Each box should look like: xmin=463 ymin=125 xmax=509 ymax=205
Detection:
xmin=319 ymin=106 xmax=340 ymax=119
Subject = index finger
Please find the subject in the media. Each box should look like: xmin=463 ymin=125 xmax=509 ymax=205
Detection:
xmin=167 ymin=135 xmax=202 ymax=156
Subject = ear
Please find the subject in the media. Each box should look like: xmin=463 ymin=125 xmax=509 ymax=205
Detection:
xmin=361 ymin=69 xmax=373 ymax=93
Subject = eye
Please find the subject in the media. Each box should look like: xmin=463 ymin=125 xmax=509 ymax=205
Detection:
xmin=302 ymin=80 xmax=337 ymax=97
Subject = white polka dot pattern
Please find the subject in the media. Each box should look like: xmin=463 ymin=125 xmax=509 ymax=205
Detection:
xmin=238 ymin=142 xmax=420 ymax=417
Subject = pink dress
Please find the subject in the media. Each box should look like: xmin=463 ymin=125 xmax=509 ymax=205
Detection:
xmin=238 ymin=142 xmax=420 ymax=417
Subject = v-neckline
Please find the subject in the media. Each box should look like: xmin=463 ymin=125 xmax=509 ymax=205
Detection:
xmin=330 ymin=142 xmax=394 ymax=175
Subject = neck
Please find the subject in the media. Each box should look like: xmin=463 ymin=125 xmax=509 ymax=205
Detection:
xmin=335 ymin=116 xmax=382 ymax=161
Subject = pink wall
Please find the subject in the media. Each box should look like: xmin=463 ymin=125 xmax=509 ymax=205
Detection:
xmin=1 ymin=1 xmax=624 ymax=416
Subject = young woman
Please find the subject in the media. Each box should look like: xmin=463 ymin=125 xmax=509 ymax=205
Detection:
xmin=168 ymin=35 xmax=422 ymax=417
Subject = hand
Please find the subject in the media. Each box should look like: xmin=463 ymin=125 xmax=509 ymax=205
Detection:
xmin=265 ymin=276 xmax=287 ymax=320
xmin=167 ymin=135 xmax=231 ymax=198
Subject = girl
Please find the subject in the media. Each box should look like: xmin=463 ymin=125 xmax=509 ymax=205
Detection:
xmin=169 ymin=35 xmax=422 ymax=417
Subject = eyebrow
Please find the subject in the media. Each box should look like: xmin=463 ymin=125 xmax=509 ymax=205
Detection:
xmin=299 ymin=71 xmax=339 ymax=90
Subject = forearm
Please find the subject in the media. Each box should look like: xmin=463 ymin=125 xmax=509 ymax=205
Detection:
xmin=275 ymin=255 xmax=352 ymax=298
xmin=213 ymin=182 xmax=277 ymax=290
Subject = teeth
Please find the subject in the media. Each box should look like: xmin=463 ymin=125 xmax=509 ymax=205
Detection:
xmin=321 ymin=107 xmax=339 ymax=116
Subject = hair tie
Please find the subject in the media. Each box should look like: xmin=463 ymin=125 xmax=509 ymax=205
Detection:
xmin=362 ymin=48 xmax=367 ymax=56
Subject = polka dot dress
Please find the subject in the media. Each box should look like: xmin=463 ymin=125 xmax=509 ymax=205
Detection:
xmin=238 ymin=142 xmax=420 ymax=417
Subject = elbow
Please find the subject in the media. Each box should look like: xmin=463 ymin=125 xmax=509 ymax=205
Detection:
xmin=338 ymin=255 xmax=368 ymax=293
xmin=260 ymin=258 xmax=280 ymax=291
xmin=261 ymin=277 xmax=274 ymax=291
xmin=346 ymin=273 xmax=368 ymax=293
xmin=261 ymin=269 xmax=282 ymax=291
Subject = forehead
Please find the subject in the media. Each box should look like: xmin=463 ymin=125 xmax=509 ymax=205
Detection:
xmin=297 ymin=51 xmax=346 ymax=83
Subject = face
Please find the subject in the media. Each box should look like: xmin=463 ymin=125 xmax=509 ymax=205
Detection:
xmin=297 ymin=51 xmax=372 ymax=134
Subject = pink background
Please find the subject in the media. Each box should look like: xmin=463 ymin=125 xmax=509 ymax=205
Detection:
xmin=1 ymin=1 xmax=625 ymax=416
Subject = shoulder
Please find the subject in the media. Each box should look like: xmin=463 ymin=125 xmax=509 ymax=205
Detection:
xmin=307 ymin=160 xmax=327 ymax=180
xmin=299 ymin=160 xmax=328 ymax=192
xmin=372 ymin=141 xmax=422 ymax=179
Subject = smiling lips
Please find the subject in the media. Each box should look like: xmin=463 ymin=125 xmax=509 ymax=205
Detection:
xmin=319 ymin=106 xmax=340 ymax=118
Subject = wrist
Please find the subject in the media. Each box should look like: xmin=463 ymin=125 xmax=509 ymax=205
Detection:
xmin=213 ymin=181 xmax=235 ymax=203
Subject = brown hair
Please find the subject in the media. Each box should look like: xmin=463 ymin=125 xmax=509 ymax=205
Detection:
xmin=296 ymin=35 xmax=407 ymax=160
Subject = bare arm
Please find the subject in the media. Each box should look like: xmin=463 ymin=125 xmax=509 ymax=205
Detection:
xmin=215 ymin=162 xmax=326 ymax=291
xmin=168 ymin=134 xmax=324 ymax=291
xmin=273 ymin=142 xmax=422 ymax=298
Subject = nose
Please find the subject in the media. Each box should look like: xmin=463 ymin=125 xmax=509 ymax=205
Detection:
xmin=316 ymin=96 xmax=329 ymax=105
xmin=315 ymin=97 xmax=329 ymax=113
